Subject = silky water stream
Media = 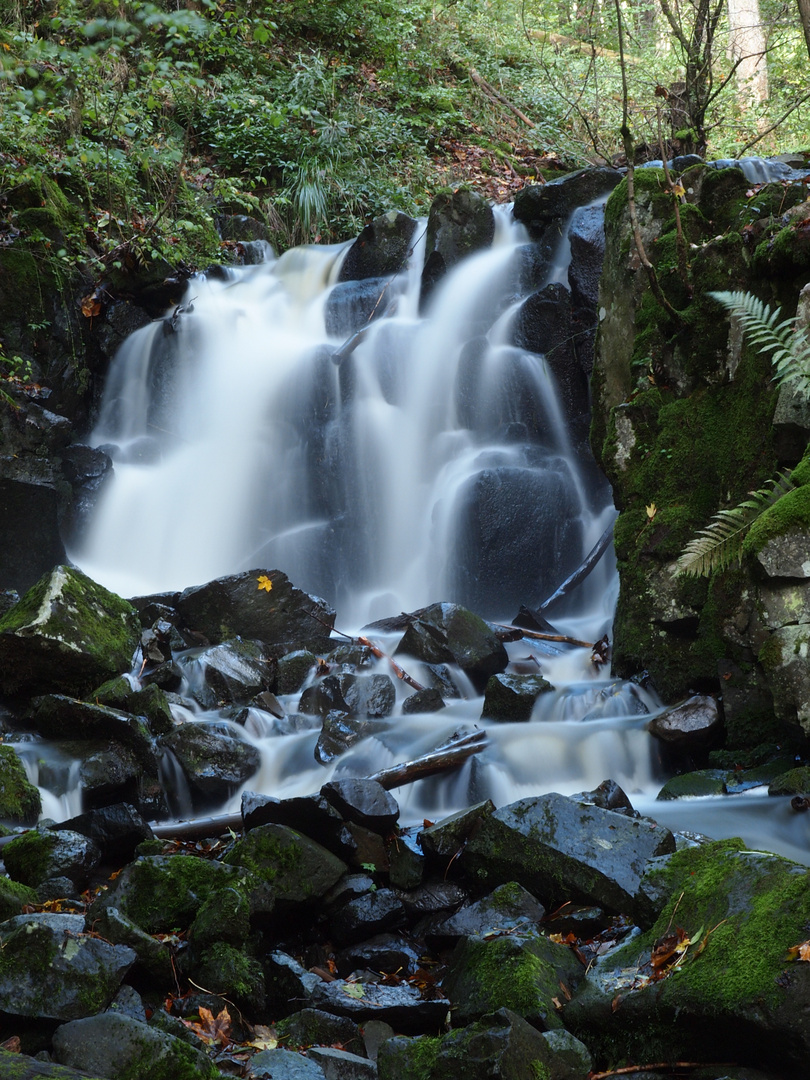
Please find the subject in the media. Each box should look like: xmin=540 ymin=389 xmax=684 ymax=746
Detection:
xmin=31 ymin=196 xmax=806 ymax=863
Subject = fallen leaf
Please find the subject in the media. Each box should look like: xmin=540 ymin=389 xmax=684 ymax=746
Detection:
xmin=341 ymin=982 xmax=365 ymax=999
xmin=248 ymin=1025 xmax=278 ymax=1051
xmin=787 ymin=939 xmax=810 ymax=961
xmin=646 ymin=502 xmax=657 ymax=520
xmin=0 ymin=1036 xmax=20 ymax=1052
xmin=180 ymin=1006 xmax=232 ymax=1047
xmin=256 ymin=574 xmax=273 ymax=592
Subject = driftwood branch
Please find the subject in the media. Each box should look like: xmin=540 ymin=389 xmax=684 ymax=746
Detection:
xmin=357 ymin=635 xmax=426 ymax=691
xmin=537 ymin=519 xmax=615 ymax=612
xmin=369 ymin=729 xmax=487 ymax=789
xmin=495 ymin=625 xmax=596 ymax=648
xmin=469 ymin=68 xmax=535 ymax=128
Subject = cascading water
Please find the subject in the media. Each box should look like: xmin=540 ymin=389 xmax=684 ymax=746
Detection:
xmin=59 ymin=194 xmax=810 ymax=863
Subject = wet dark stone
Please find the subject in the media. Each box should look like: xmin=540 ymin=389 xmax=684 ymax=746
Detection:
xmin=427 ymin=882 xmax=546 ymax=946
xmin=419 ymin=801 xmax=495 ymax=862
xmin=162 ymin=723 xmax=261 ymax=803
xmin=394 ymin=603 xmax=508 ymax=692
xmin=321 ymin=779 xmax=399 ymax=834
xmin=338 ymin=211 xmax=418 ymax=282
xmin=648 ymin=693 xmax=722 ymax=749
xmin=300 ymin=674 xmax=396 ymax=720
xmin=309 ymin=978 xmax=450 ymax=1033
xmin=401 ymin=688 xmax=445 ymax=714
xmin=278 ymin=1008 xmax=365 ymax=1057
xmin=325 ymin=277 xmax=397 ymax=338
xmin=481 ymin=673 xmax=554 ymax=722
xmin=241 ymin=791 xmax=355 ymax=859
xmin=329 ymin=888 xmax=407 ymax=946
xmin=53 ymin=803 xmax=154 ymax=862
xmin=513 ymin=168 xmax=622 ymax=240
xmin=573 ymin=778 xmax=639 ymax=818
xmin=336 ymin=933 xmax=421 ymax=978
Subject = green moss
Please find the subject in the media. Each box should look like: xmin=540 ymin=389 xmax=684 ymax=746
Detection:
xmin=3 ymin=827 xmax=55 ymax=886
xmin=0 ymin=875 xmax=38 ymax=920
xmin=187 ymin=942 xmax=264 ymax=1008
xmin=530 ymin=1063 xmax=551 ymax=1080
xmin=743 ymin=484 xmax=810 ymax=557
xmin=0 ymin=746 xmax=42 ymax=826
xmin=223 ymin=825 xmax=304 ymax=885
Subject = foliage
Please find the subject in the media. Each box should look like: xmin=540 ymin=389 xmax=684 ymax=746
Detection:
xmin=676 ymin=289 xmax=810 ymax=576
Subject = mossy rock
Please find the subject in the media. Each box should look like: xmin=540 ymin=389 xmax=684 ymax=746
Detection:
xmin=655 ymin=769 xmax=728 ymax=799
xmin=565 ymin=840 xmax=810 ymax=1072
xmin=0 ymin=745 xmax=41 ymax=825
xmin=90 ymin=678 xmax=175 ymax=736
xmin=222 ymin=822 xmax=346 ymax=905
xmin=481 ymin=673 xmax=553 ymax=722
xmin=183 ymin=941 xmax=265 ymax=1013
xmin=0 ymin=875 xmax=38 ymax=920
xmin=0 ymin=566 xmax=141 ymax=697
xmin=768 ymin=765 xmax=810 ymax=796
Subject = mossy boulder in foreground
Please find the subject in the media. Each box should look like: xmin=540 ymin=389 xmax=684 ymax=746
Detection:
xmin=0 ymin=565 xmax=140 ymax=696
xmin=0 ymin=744 xmax=41 ymax=825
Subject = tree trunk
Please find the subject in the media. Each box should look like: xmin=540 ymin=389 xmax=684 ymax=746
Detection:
xmin=798 ymin=0 xmax=810 ymax=59
xmin=727 ymin=0 xmax=769 ymax=106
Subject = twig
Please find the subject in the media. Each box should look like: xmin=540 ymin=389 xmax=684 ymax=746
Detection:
xmin=470 ymin=68 xmax=535 ymax=128
xmin=537 ymin=520 xmax=615 ymax=611
xmin=369 ymin=730 xmax=487 ymax=789
xmin=357 ymin=636 xmax=426 ymax=691
xmin=495 ymin=624 xmax=595 ymax=648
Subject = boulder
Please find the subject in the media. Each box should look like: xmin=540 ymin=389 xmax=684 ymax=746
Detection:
xmin=329 ymin=888 xmax=408 ymax=945
xmin=0 ymin=565 xmax=140 ymax=696
xmin=180 ymin=637 xmax=277 ymax=707
xmin=427 ymin=882 xmax=546 ymax=945
xmin=513 ymin=168 xmax=622 ymax=240
xmin=176 ymin=568 xmax=336 ymax=649
xmin=222 ymin=822 xmax=347 ymax=906
xmin=647 ymin=693 xmax=722 ymax=749
xmin=276 ymin=1008 xmax=366 ymax=1057
xmin=325 ymin=276 xmax=399 ymax=337
xmin=306 ymin=1046 xmax=376 ymax=1080
xmin=300 ymin=672 xmax=397 ymax=720
xmin=161 ymin=722 xmax=261 ymax=803
xmin=321 ymin=779 xmax=399 ymax=834
xmin=309 ymin=978 xmax=451 ymax=1033
xmin=481 ymin=672 xmax=554 ymax=721
xmin=250 ymin=1048 xmax=326 ymax=1079
xmin=338 ymin=210 xmax=418 ymax=282
xmin=91 ymin=677 xmax=175 ymax=736
xmin=0 ymin=744 xmax=41 ymax=825
xmin=394 ymin=603 xmax=508 ymax=692
xmin=0 ymin=913 xmax=135 ymax=1020
xmin=420 ymin=189 xmax=495 ymax=306
xmin=461 ymin=792 xmax=676 ymax=923
xmin=4 ymin=826 xmax=102 ymax=890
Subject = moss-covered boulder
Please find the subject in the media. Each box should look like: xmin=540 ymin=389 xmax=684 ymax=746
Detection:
xmin=420 ymin=188 xmax=495 ymax=304
xmin=90 ymin=677 xmax=175 ymax=736
xmin=481 ymin=673 xmax=554 ymax=722
xmin=161 ymin=723 xmax=261 ymax=805
xmin=394 ymin=603 xmax=508 ymax=692
xmin=222 ymin=822 xmax=346 ymax=906
xmin=565 ymin=840 xmax=810 ymax=1073
xmin=0 ymin=744 xmax=41 ymax=825
xmin=0 ymin=566 xmax=140 ymax=696
xmin=4 ymin=826 xmax=101 ymax=889
xmin=0 ymin=875 xmax=38 ymax=920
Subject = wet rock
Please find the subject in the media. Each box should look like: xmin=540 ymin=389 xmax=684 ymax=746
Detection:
xmin=176 ymin=567 xmax=336 ymax=650
xmin=251 ymin=1048 xmax=327 ymax=1079
xmin=398 ymin=880 xmax=469 ymax=920
xmin=300 ymin=673 xmax=397 ymax=719
xmin=0 ymin=565 xmax=140 ymax=696
xmin=60 ymin=444 xmax=113 ymax=543
xmin=655 ymin=769 xmax=728 ymax=799
xmin=768 ymin=765 xmax=810 ymax=796
xmin=52 ymin=1011 xmax=219 ymax=1078
xmin=4 ymin=826 xmax=102 ymax=889
xmin=315 ymin=711 xmax=381 ymax=765
xmin=277 ymin=1008 xmax=366 ymax=1057
xmin=91 ymin=677 xmax=175 ymax=736
xmin=162 ymin=722 xmax=261 ymax=803
xmin=336 ymin=933 xmax=422 ymax=978
xmin=183 ymin=940 xmax=266 ymax=1013
xmin=338 ymin=210 xmax=418 ymax=282
xmin=427 ymin=882 xmax=546 ymax=945
xmin=420 ymin=189 xmax=495 ymax=306
xmin=377 ymin=1007 xmax=583 ymax=1080
xmin=648 ymin=694 xmax=722 ymax=749
xmin=321 ymin=779 xmax=399 ymax=834
xmin=394 ymin=603 xmax=508 ymax=692
xmin=418 ymin=801 xmax=495 ymax=861
xmin=329 ymin=888 xmax=408 ymax=945
xmin=310 ymin=978 xmax=450 ymax=1033
xmin=388 ymin=835 xmax=424 ymax=890
xmin=565 ymin=841 xmax=810 ymax=1073
xmin=223 ymin=822 xmax=347 ymax=907
xmin=568 ymin=204 xmax=607 ymax=376
xmin=92 ymin=905 xmax=174 ymax=982
xmin=573 ymin=778 xmax=639 ymax=817
xmin=78 ymin=739 xmax=164 ymax=818
xmin=242 ymin=791 xmax=355 ymax=858
xmin=0 ymin=743 xmax=41 ymax=825
xmin=0 ymin=913 xmax=135 ymax=1020
xmin=461 ymin=792 xmax=676 ymax=923
xmin=278 ymin=649 xmax=317 ymax=694
xmin=481 ymin=672 xmax=553 ymax=721
xmin=442 ymin=931 xmax=583 ymax=1029
xmin=325 ymin=276 xmax=398 ymax=337
xmin=0 ymin=876 xmax=37 ymax=921
xmin=27 ymin=695 xmax=155 ymax=760
xmin=513 ymin=168 xmax=622 ymax=241
xmin=182 ymin=637 xmax=277 ymax=708
xmin=401 ymin=687 xmax=445 ymax=714
xmin=0 ymin=476 xmax=67 ymax=595
xmin=306 ymin=1046 xmax=377 ymax=1080
xmin=265 ymin=950 xmax=324 ymax=1016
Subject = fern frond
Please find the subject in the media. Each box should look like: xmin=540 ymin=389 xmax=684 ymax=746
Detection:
xmin=675 ymin=471 xmax=796 ymax=577
xmin=710 ymin=290 xmax=810 ymax=392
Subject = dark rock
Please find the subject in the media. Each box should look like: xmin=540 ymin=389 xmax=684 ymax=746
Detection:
xmin=338 ymin=210 xmax=418 ymax=282
xmin=568 ymin=203 xmax=606 ymax=377
xmin=418 ymin=801 xmax=495 ymax=861
xmin=91 ymin=677 xmax=175 ymax=737
xmin=655 ymin=769 xmax=728 ymax=799
xmin=336 ymin=933 xmax=421 ymax=978
xmin=300 ymin=673 xmax=397 ymax=719
xmin=573 ymin=779 xmax=639 ymax=818
xmin=28 ymin=695 xmax=154 ymax=758
xmin=92 ymin=905 xmax=175 ymax=982
xmin=278 ymin=649 xmax=317 ymax=694
xmin=4 ymin=826 xmax=102 ymax=889
xmin=223 ymin=822 xmax=347 ymax=906
xmin=461 ymin=792 xmax=676 ymax=922
xmin=59 ymin=444 xmax=113 ymax=544
xmin=176 ymin=568 xmax=336 ymax=649
xmin=183 ymin=941 xmax=266 ymax=1013
xmin=442 ymin=931 xmax=583 ymax=1029
xmin=648 ymin=694 xmax=722 ymax=749
xmin=181 ymin=637 xmax=277 ymax=707
xmin=264 ymin=950 xmax=323 ymax=1017
xmin=768 ymin=765 xmax=810 ymax=795
xmin=306 ymin=1046 xmax=377 ymax=1080
xmin=388 ymin=835 xmax=424 ymax=890
xmin=325 ymin=276 xmax=399 ymax=337
xmin=420 ymin=189 xmax=495 ymax=306
xmin=242 ymin=791 xmax=356 ymax=859
xmin=321 ymin=779 xmax=399 ymax=834
xmin=401 ymin=687 xmax=445 ymax=714
xmin=513 ymin=168 xmax=622 ymax=240
xmin=310 ymin=978 xmax=450 ymax=1033
xmin=277 ymin=1008 xmax=365 ymax=1057
xmin=162 ymin=722 xmax=261 ymax=803
xmin=315 ymin=711 xmax=381 ymax=765
xmin=251 ymin=1048 xmax=326 ymax=1079
xmin=481 ymin=672 xmax=554 ymax=721
xmin=394 ymin=603 xmax=508 ymax=692
xmin=0 ymin=566 xmax=140 ymax=696
xmin=329 ymin=888 xmax=408 ymax=945
xmin=52 ymin=1012 xmax=219 ymax=1078
xmin=397 ymin=881 xmax=468 ymax=919
xmin=0 ymin=913 xmax=135 ymax=1020
xmin=427 ymin=882 xmax=546 ymax=945
xmin=0 ymin=475 xmax=66 ymax=595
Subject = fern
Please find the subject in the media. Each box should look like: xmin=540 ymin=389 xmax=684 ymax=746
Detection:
xmin=675 ymin=472 xmax=796 ymax=576
xmin=709 ymin=290 xmax=810 ymax=397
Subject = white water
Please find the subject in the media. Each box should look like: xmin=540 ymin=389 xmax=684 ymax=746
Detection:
xmin=60 ymin=202 xmax=810 ymax=863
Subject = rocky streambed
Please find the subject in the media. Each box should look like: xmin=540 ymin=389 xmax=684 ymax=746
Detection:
xmin=0 ymin=564 xmax=809 ymax=1080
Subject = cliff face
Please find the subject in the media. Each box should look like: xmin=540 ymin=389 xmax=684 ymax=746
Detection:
xmin=592 ymin=156 xmax=810 ymax=747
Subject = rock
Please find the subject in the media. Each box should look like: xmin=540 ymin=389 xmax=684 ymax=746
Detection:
xmin=180 ymin=637 xmax=277 ymax=707
xmin=176 ymin=568 xmax=336 ymax=649
xmin=315 ymin=711 xmax=383 ymax=765
xmin=568 ymin=204 xmax=607 ymax=378
xmin=53 ymin=803 xmax=154 ymax=864
xmin=420 ymin=189 xmax=495 ymax=305
xmin=0 ymin=473 xmax=66 ymax=596
xmin=325 ymin=276 xmax=399 ymax=337
xmin=0 ymin=743 xmax=41 ymax=825
xmin=481 ymin=672 xmax=554 ymax=721
xmin=278 ymin=649 xmax=317 ymax=694
xmin=183 ymin=940 xmax=266 ymax=1012
xmin=162 ymin=722 xmax=261 ymax=803
xmin=4 ymin=826 xmax=102 ymax=889
xmin=264 ymin=950 xmax=324 ymax=1016
xmin=306 ymin=1046 xmax=377 ymax=1080
xmin=310 ymin=978 xmax=450 ymax=1033
xmin=648 ymin=694 xmax=722 ymax=749
xmin=329 ymin=888 xmax=408 ymax=945
xmin=92 ymin=906 xmax=174 ymax=982
xmin=377 ymin=1007 xmax=582 ymax=1080
xmin=321 ymin=779 xmax=399 ymax=834
xmin=336 ymin=932 xmax=421 ymax=978
xmin=513 ymin=168 xmax=623 ymax=240
xmin=441 ymin=932 xmax=582 ymax=1029
xmin=27 ymin=695 xmax=154 ymax=758
xmin=0 ymin=565 xmax=140 ymax=696
xmin=251 ymin=1048 xmax=327 ymax=1079
xmin=91 ymin=678 xmax=175 ymax=736
xmin=656 ymin=769 xmax=729 ymax=799
xmin=52 ymin=1011 xmax=219 ymax=1079
xmin=419 ymin=801 xmax=495 ymax=861
xmin=0 ymin=876 xmax=38 ymax=921
xmin=277 ymin=1008 xmax=366 ymax=1057
xmin=768 ymin=766 xmax=810 ymax=796
xmin=0 ymin=913 xmax=135 ymax=1020
xmin=461 ymin=792 xmax=676 ymax=923
xmin=59 ymin=444 xmax=113 ymax=544
xmin=338 ymin=210 xmax=418 ymax=282
xmin=573 ymin=778 xmax=639 ymax=817
xmin=760 ymin=624 xmax=810 ymax=736
xmin=300 ymin=673 xmax=397 ymax=719
xmin=242 ymin=791 xmax=355 ymax=858
xmin=401 ymin=687 xmax=445 ymax=714
xmin=427 ymin=882 xmax=546 ymax=945
xmin=565 ymin=840 xmax=810 ymax=1073
xmin=394 ymin=603 xmax=508 ymax=692
xmin=222 ymin=822 xmax=347 ymax=907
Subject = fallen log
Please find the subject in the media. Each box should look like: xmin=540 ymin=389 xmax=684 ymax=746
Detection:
xmin=469 ymin=68 xmax=535 ymax=128
xmin=536 ymin=517 xmax=615 ymax=612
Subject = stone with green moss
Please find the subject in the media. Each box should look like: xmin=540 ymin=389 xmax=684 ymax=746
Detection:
xmin=0 ymin=874 xmax=38 ymax=920
xmin=768 ymin=765 xmax=810 ymax=796
xmin=184 ymin=941 xmax=265 ymax=1012
xmin=481 ymin=673 xmax=553 ymax=722
xmin=655 ymin=769 xmax=728 ymax=799
xmin=0 ymin=744 xmax=41 ymax=825
xmin=0 ymin=566 xmax=140 ymax=696
xmin=442 ymin=932 xmax=582 ymax=1029
xmin=0 ymin=1047 xmax=109 ymax=1079
xmin=222 ymin=822 xmax=346 ymax=906
xmin=188 ymin=885 xmax=252 ymax=947
xmin=90 ymin=677 xmax=175 ymax=736
xmin=565 ymin=840 xmax=810 ymax=1072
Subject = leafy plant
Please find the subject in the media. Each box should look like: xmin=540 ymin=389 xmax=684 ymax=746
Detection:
xmin=676 ymin=289 xmax=810 ymax=576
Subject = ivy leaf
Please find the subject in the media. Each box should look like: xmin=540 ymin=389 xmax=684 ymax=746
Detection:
xmin=256 ymin=574 xmax=273 ymax=592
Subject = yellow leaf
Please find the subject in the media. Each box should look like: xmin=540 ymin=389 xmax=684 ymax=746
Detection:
xmin=256 ymin=574 xmax=273 ymax=592
xmin=672 ymin=182 xmax=686 ymax=198
xmin=788 ymin=939 xmax=810 ymax=961
xmin=248 ymin=1025 xmax=278 ymax=1051
xmin=646 ymin=503 xmax=657 ymax=520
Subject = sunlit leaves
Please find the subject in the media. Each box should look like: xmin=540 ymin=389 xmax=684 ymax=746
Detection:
xmin=256 ymin=574 xmax=273 ymax=592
